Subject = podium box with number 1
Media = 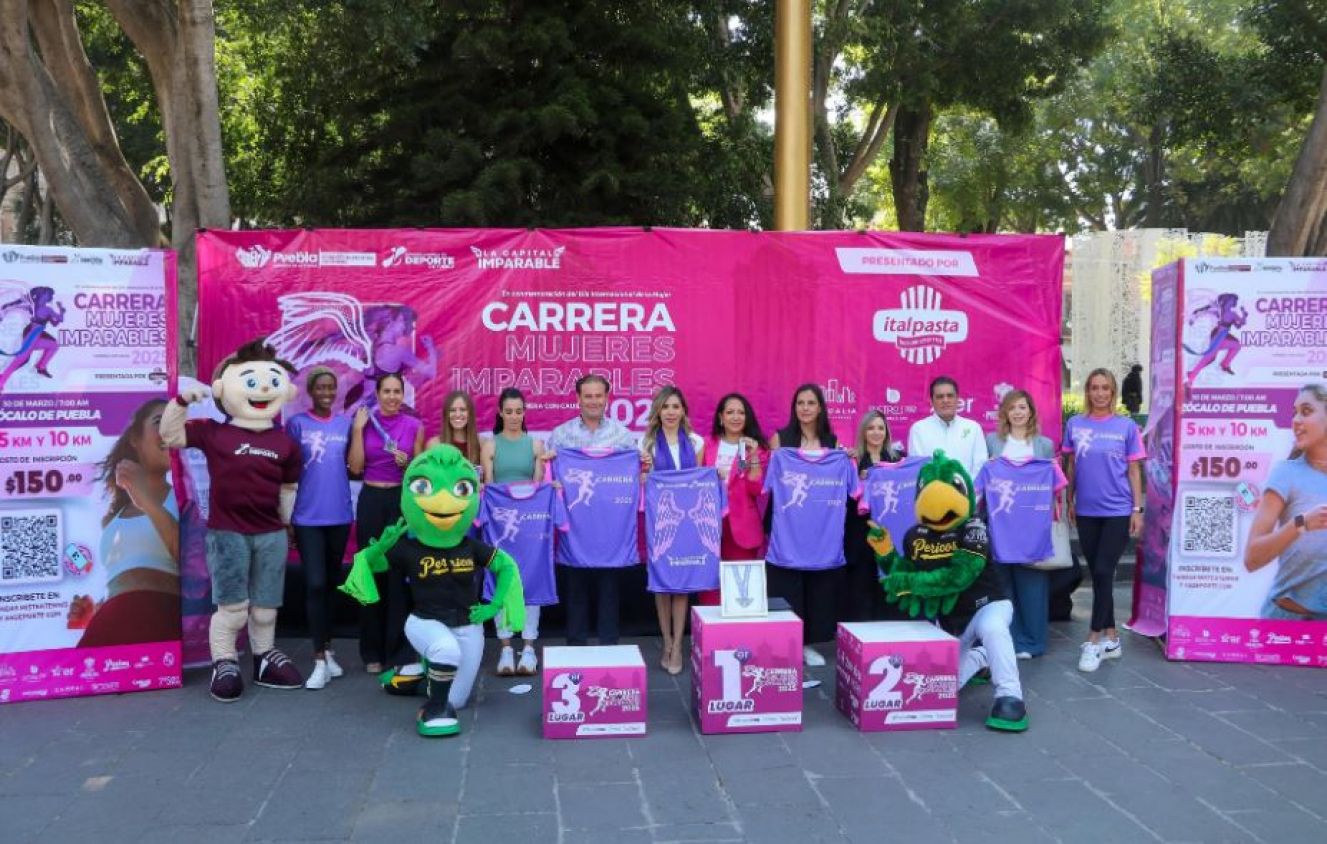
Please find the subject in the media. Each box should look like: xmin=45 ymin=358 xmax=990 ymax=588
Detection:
xmin=690 ymin=606 xmax=803 ymax=734
xmin=835 ymin=621 xmax=959 ymax=732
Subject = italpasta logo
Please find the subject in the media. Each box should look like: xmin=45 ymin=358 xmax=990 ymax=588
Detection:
xmin=872 ymin=285 xmax=969 ymax=364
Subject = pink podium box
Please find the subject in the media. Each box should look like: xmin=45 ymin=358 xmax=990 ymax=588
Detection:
xmin=541 ymin=645 xmax=647 ymax=739
xmin=835 ymin=621 xmax=959 ymax=732
xmin=690 ymin=606 xmax=803 ymax=734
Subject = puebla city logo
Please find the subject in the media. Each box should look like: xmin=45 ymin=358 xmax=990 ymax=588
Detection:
xmin=872 ymin=284 xmax=969 ymax=365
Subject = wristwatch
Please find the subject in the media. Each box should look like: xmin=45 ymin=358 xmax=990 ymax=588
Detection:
xmin=1295 ymin=513 xmax=1307 ymax=533
xmin=1133 ymin=506 xmax=1144 ymax=514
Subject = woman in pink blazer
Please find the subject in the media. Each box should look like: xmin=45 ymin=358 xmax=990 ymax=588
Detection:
xmin=698 ymin=393 xmax=769 ymax=604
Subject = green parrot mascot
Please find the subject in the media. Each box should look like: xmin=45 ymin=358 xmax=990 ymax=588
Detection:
xmin=340 ymin=445 xmax=525 ymax=737
xmin=867 ymin=450 xmax=1028 ymax=732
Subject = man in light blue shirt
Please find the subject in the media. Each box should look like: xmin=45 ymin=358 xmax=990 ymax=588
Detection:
xmin=545 ymin=375 xmax=638 ymax=645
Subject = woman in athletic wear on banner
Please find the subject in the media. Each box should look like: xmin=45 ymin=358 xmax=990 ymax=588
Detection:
xmin=78 ymin=399 xmax=181 ymax=648
xmin=1064 ymin=369 xmax=1145 ymax=673
xmin=1245 ymin=384 xmax=1327 ymax=620
xmin=480 ymin=388 xmax=550 ymax=676
xmin=699 ymin=393 xmax=768 ymax=606
xmin=286 ymin=367 xmax=355 ymax=688
xmin=984 ymin=390 xmax=1059 ymax=659
xmin=349 ymin=373 xmax=425 ymax=674
xmin=639 ymin=386 xmax=708 ymax=675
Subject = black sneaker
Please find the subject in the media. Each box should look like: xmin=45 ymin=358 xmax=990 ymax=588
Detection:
xmin=253 ymin=649 xmax=303 ymax=689
xmin=986 ymin=696 xmax=1029 ymax=732
xmin=209 ymin=659 xmax=244 ymax=703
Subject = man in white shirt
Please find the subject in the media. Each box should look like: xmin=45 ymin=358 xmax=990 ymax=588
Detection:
xmin=906 ymin=376 xmax=988 ymax=477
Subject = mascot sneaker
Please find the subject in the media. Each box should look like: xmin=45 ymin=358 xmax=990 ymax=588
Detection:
xmin=496 ymin=645 xmax=516 ymax=676
xmin=305 ymin=660 xmax=330 ymax=690
xmin=986 ymin=696 xmax=1028 ymax=732
xmin=1100 ymin=637 xmax=1122 ymax=660
xmin=1078 ymin=641 xmax=1102 ymax=673
xmin=254 ymin=649 xmax=303 ymax=689
xmin=516 ymin=646 xmax=538 ymax=676
xmin=382 ymin=662 xmax=426 ymax=696
xmin=209 ymin=659 xmax=244 ymax=702
xmin=417 ymin=701 xmax=461 ymax=738
xmin=324 ymin=650 xmax=345 ymax=678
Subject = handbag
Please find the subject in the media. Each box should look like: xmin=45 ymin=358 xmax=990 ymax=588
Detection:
xmin=1029 ymin=489 xmax=1073 ymax=571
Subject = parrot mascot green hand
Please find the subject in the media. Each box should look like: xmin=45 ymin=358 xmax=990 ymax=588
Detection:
xmin=339 ymin=444 xmax=525 ymax=737
xmin=870 ymin=450 xmax=989 ymax=619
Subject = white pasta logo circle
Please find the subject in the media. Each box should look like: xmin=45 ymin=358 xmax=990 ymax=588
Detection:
xmin=871 ymin=285 xmax=969 ymax=365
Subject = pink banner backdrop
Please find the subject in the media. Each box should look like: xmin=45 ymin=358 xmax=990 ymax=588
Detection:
xmin=1161 ymin=257 xmax=1327 ymax=665
xmin=196 ymin=229 xmax=1064 ymax=444
xmin=0 ymin=245 xmax=180 ymax=704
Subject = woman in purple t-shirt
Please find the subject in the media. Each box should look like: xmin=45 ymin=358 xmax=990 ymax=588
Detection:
xmin=286 ymin=367 xmax=355 ymax=689
xmin=1063 ymin=369 xmax=1145 ymax=673
xmin=348 ymin=373 xmax=424 ymax=673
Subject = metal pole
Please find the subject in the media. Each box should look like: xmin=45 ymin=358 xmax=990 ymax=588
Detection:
xmin=774 ymin=0 xmax=812 ymax=231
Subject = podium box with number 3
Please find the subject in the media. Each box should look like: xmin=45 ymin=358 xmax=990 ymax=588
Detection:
xmin=690 ymin=606 xmax=803 ymax=734
xmin=542 ymin=645 xmax=647 ymax=739
xmin=835 ymin=621 xmax=959 ymax=732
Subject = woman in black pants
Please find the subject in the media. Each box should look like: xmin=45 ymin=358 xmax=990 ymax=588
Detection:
xmin=347 ymin=374 xmax=424 ymax=673
xmin=286 ymin=368 xmax=355 ymax=688
xmin=1063 ymin=369 xmax=1145 ymax=673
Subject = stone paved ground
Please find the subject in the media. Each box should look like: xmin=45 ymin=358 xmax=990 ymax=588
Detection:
xmin=4 ymin=583 xmax=1327 ymax=843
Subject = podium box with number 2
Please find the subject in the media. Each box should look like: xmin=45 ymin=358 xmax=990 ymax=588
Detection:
xmin=542 ymin=645 xmax=647 ymax=739
xmin=835 ymin=621 xmax=959 ymax=732
xmin=691 ymin=606 xmax=803 ymax=734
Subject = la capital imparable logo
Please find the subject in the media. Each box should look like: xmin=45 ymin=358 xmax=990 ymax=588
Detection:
xmin=872 ymin=284 xmax=969 ymax=365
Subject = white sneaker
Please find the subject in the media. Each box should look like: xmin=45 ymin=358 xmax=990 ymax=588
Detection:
xmin=1078 ymin=642 xmax=1102 ymax=673
xmin=1101 ymin=638 xmax=1122 ymax=660
xmin=1016 ymin=651 xmax=1033 ymax=661
xmin=803 ymin=646 xmax=826 ymax=667
xmin=324 ymin=650 xmax=344 ymax=678
xmin=305 ymin=660 xmax=330 ymax=690
xmin=496 ymin=646 xmax=516 ymax=676
xmin=516 ymin=646 xmax=537 ymax=676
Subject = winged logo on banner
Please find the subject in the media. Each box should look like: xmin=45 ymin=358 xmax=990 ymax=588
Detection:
xmin=265 ymin=292 xmax=373 ymax=372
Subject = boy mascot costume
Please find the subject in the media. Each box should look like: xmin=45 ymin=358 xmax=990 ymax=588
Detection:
xmin=340 ymin=445 xmax=525 ymax=737
xmin=161 ymin=339 xmax=305 ymax=702
xmin=868 ymin=450 xmax=1028 ymax=732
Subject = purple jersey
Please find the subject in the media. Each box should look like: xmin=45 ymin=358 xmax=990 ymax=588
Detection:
xmin=859 ymin=456 xmax=928 ymax=546
xmin=764 ymin=448 xmax=861 ymax=570
xmin=477 ymin=483 xmax=567 ymax=606
xmin=1063 ymin=414 xmax=1145 ymax=517
xmin=976 ymin=458 xmax=1067 ymax=563
xmin=552 ymin=448 xmax=641 ymax=568
xmin=644 ymin=467 xmax=729 ymax=594
xmin=286 ymin=412 xmax=353 ymax=526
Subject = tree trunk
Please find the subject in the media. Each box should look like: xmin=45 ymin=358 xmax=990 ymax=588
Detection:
xmin=1268 ymin=64 xmax=1327 ymax=257
xmin=889 ymin=101 xmax=933 ymax=231
xmin=0 ymin=0 xmax=162 ymax=247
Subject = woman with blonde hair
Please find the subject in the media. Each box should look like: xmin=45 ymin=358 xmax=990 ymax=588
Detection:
xmin=985 ymin=389 xmax=1057 ymax=658
xmin=1063 ymin=369 xmax=1145 ymax=673
xmin=427 ymin=390 xmax=482 ymax=471
xmin=842 ymin=410 xmax=901 ymax=621
xmin=640 ymin=385 xmax=706 ymax=674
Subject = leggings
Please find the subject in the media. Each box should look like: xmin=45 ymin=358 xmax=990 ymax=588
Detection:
xmin=1077 ymin=515 xmax=1131 ymax=633
xmin=356 ymin=485 xmax=412 ymax=665
xmin=293 ymin=523 xmax=350 ymax=652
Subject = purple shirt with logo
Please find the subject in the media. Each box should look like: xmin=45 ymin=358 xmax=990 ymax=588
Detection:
xmin=477 ymin=482 xmax=567 ymax=606
xmin=361 ymin=411 xmax=423 ymax=485
xmin=644 ymin=467 xmax=729 ymax=594
xmin=859 ymin=455 xmax=928 ymax=547
xmin=764 ymin=448 xmax=861 ymax=570
xmin=286 ymin=412 xmax=354 ymax=526
xmin=1063 ymin=415 xmax=1145 ymax=517
xmin=975 ymin=457 xmax=1068 ymax=563
xmin=552 ymin=448 xmax=641 ymax=568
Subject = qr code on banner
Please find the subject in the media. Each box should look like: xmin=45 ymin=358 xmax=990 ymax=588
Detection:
xmin=0 ymin=509 xmax=63 ymax=584
xmin=1181 ymin=492 xmax=1236 ymax=558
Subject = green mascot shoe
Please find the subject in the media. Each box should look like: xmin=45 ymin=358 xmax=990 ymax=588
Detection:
xmin=985 ymin=696 xmax=1028 ymax=732
xmin=380 ymin=663 xmax=425 ymax=696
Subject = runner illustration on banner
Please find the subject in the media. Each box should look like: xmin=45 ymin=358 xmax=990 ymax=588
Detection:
xmin=0 ymin=282 xmax=66 ymax=392
xmin=264 ymin=292 xmax=437 ymax=412
xmin=1183 ymin=292 xmax=1248 ymax=390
